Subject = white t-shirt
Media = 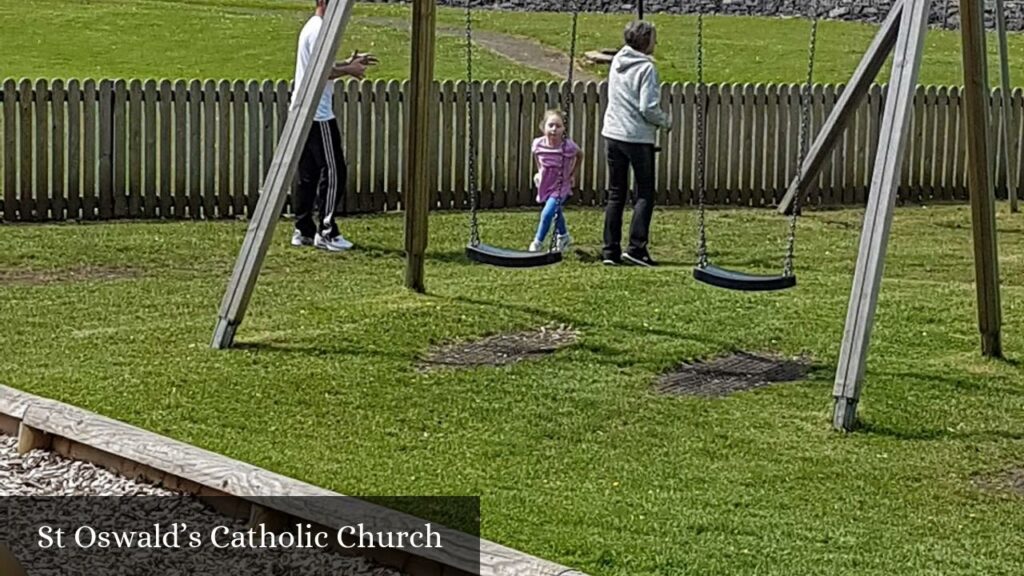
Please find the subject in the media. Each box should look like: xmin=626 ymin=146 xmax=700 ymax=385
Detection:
xmin=292 ymin=15 xmax=335 ymax=122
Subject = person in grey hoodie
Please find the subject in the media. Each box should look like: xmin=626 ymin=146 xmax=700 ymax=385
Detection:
xmin=601 ymin=20 xmax=671 ymax=267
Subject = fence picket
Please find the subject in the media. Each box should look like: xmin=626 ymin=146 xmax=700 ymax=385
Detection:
xmin=493 ymin=81 xmax=507 ymax=209
xmin=52 ymin=79 xmax=66 ymax=220
xmin=454 ymin=80 xmax=467 ymax=210
xmin=144 ymin=80 xmax=157 ymax=218
xmin=923 ymin=86 xmax=938 ymax=201
xmin=2 ymin=79 xmax=17 ymax=220
xmin=35 ymin=79 xmax=50 ymax=220
xmin=360 ymin=79 xmax=374 ymax=212
xmin=441 ymin=80 xmax=455 ymax=209
xmin=480 ymin=81 xmax=494 ymax=209
xmin=67 ymin=80 xmax=82 ymax=220
xmin=577 ymin=83 xmax=592 ymax=204
xmin=373 ymin=80 xmax=386 ymax=212
xmin=83 ymin=80 xmax=98 ymax=219
xmin=189 ymin=80 xmax=203 ymax=218
xmin=128 ymin=79 xmax=142 ymax=218
xmin=217 ymin=80 xmax=231 ymax=217
xmin=158 ymin=80 xmax=172 ymax=218
xmin=261 ymin=81 xmax=275 ymax=213
xmin=345 ymin=79 xmax=359 ymax=213
xmin=113 ymin=79 xmax=127 ymax=218
xmin=388 ymin=80 xmax=401 ymax=210
xmin=231 ymin=80 xmax=245 ymax=216
xmin=99 ymin=80 xmax=114 ymax=219
xmin=173 ymin=80 xmax=188 ymax=218
xmin=247 ymin=81 xmax=261 ymax=216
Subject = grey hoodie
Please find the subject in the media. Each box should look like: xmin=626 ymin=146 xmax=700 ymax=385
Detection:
xmin=601 ymin=46 xmax=671 ymax=145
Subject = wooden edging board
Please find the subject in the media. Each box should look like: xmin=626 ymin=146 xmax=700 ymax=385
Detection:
xmin=0 ymin=385 xmax=588 ymax=576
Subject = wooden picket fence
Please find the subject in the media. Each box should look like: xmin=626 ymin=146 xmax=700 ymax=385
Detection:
xmin=1 ymin=77 xmax=1021 ymax=222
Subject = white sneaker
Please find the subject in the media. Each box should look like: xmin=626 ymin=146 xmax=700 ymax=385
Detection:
xmin=315 ymin=233 xmax=353 ymax=252
xmin=528 ymin=239 xmax=543 ymax=252
xmin=556 ymin=233 xmax=572 ymax=252
xmin=291 ymin=230 xmax=313 ymax=247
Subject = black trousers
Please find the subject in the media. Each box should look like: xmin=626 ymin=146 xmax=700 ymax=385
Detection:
xmin=295 ymin=118 xmax=346 ymax=238
xmin=603 ymin=138 xmax=656 ymax=259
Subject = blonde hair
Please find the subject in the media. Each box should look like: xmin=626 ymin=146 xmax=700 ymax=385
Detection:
xmin=538 ymin=109 xmax=567 ymax=133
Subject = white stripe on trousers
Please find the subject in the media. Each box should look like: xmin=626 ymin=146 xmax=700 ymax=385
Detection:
xmin=320 ymin=121 xmax=338 ymax=232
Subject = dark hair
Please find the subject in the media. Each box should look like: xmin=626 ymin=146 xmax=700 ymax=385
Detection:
xmin=623 ymin=20 xmax=655 ymax=53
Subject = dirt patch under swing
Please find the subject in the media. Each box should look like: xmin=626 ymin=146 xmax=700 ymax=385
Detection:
xmin=418 ymin=325 xmax=579 ymax=371
xmin=654 ymin=351 xmax=812 ymax=397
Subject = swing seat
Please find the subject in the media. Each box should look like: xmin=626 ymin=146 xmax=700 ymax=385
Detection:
xmin=466 ymin=243 xmax=563 ymax=268
xmin=693 ymin=264 xmax=796 ymax=292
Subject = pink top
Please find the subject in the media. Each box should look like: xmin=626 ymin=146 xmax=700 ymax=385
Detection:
xmin=532 ymin=137 xmax=580 ymax=203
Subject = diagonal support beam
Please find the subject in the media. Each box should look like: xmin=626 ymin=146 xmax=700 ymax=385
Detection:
xmin=832 ymin=0 xmax=930 ymax=431
xmin=994 ymin=0 xmax=1019 ymax=213
xmin=211 ymin=0 xmax=355 ymax=350
xmin=777 ymin=0 xmax=904 ymax=215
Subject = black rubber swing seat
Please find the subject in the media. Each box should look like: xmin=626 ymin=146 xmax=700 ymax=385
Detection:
xmin=692 ymin=264 xmax=797 ymax=292
xmin=466 ymin=243 xmax=564 ymax=268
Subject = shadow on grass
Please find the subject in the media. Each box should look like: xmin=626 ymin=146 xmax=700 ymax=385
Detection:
xmin=854 ymin=420 xmax=1024 ymax=442
xmin=872 ymin=365 xmax=1024 ymax=395
xmin=833 ymin=361 xmax=1024 ymax=440
xmin=353 ymin=242 xmax=469 ymax=264
xmin=436 ymin=293 xmax=751 ymax=356
xmin=569 ymin=247 xmax=692 ymax=268
xmin=933 ymin=220 xmax=1024 ymax=235
xmin=233 ymin=340 xmax=415 ymax=364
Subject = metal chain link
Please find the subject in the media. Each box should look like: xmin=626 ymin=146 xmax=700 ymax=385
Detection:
xmin=783 ymin=0 xmax=818 ymax=277
xmin=695 ymin=12 xmax=709 ymax=269
xmin=465 ymin=0 xmax=480 ymax=247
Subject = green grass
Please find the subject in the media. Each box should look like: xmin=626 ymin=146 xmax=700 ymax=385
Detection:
xmin=2 ymin=204 xmax=1024 ymax=575
xmin=6 ymin=0 xmax=1024 ymax=86
xmin=4 ymin=1 xmax=1024 ymax=572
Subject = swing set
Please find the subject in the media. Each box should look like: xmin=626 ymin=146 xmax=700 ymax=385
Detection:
xmin=461 ymin=0 xmax=819 ymax=292
xmin=211 ymin=0 xmax=1006 ymax=432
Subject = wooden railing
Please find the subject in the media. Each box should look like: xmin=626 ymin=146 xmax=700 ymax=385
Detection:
xmin=1 ymin=77 xmax=1020 ymax=222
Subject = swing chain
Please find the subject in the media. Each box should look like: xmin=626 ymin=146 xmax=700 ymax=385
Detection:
xmin=783 ymin=0 xmax=819 ymax=278
xmin=548 ymin=4 xmax=580 ymax=253
xmin=465 ymin=0 xmax=480 ymax=247
xmin=695 ymin=12 xmax=709 ymax=269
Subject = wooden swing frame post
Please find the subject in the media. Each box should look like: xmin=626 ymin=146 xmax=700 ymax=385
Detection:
xmin=831 ymin=0 xmax=1003 ymax=431
xmin=404 ymin=0 xmax=435 ymax=293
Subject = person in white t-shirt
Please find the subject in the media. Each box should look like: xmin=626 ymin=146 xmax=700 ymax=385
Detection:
xmin=290 ymin=0 xmax=377 ymax=252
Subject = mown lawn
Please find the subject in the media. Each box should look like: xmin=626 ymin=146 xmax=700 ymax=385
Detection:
xmin=1 ymin=204 xmax=1023 ymax=575
xmin=4 ymin=0 xmax=1024 ymax=86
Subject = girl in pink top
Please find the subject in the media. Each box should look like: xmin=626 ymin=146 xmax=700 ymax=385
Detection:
xmin=529 ymin=110 xmax=582 ymax=253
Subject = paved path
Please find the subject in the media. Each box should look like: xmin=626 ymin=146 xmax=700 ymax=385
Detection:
xmin=363 ymin=17 xmax=600 ymax=83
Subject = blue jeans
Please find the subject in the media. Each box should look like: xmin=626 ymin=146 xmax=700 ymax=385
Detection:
xmin=535 ymin=197 xmax=567 ymax=242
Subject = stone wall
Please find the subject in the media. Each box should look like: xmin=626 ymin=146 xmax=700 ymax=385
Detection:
xmin=358 ymin=0 xmax=1024 ymax=31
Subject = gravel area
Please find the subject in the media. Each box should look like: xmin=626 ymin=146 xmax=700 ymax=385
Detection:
xmin=0 ymin=435 xmax=408 ymax=576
